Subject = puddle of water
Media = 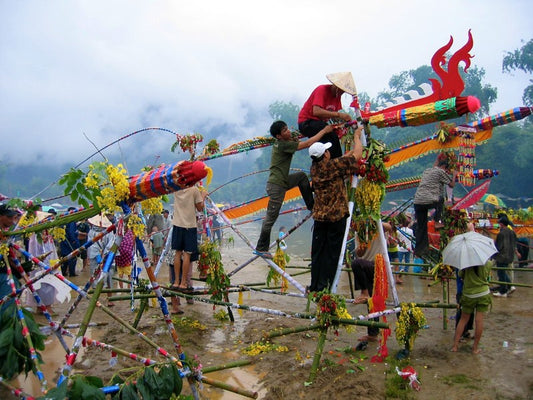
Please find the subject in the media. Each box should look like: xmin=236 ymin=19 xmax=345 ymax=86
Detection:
xmin=10 ymin=326 xmax=97 ymax=396
xmin=201 ymin=364 xmax=267 ymax=399
xmin=206 ymin=317 xmax=248 ymax=353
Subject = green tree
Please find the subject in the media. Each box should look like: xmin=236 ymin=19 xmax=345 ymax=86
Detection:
xmin=268 ymin=101 xmax=300 ymax=129
xmin=503 ymin=38 xmax=533 ymax=106
xmin=476 ymin=121 xmax=533 ymax=204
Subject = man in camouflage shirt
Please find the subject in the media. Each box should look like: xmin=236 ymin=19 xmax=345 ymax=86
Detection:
xmin=308 ymin=126 xmax=363 ymax=292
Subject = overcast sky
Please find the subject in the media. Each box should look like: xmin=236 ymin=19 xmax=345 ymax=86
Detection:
xmin=1 ymin=0 xmax=531 ymax=168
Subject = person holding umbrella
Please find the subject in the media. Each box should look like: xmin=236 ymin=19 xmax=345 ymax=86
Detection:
xmin=443 ymin=231 xmax=498 ymax=354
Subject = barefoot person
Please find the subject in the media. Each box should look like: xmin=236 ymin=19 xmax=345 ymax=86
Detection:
xmin=171 ymin=186 xmax=206 ymax=286
xmin=451 ymin=259 xmax=493 ymax=354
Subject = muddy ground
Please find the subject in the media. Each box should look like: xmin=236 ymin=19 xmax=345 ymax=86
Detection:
xmin=3 ymin=236 xmax=533 ymax=400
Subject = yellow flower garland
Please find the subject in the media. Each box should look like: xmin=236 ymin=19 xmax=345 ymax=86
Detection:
xmin=50 ymin=227 xmax=66 ymax=242
xmin=127 ymin=214 xmax=145 ymax=238
xmin=395 ymin=303 xmax=427 ymax=349
xmin=140 ymin=197 xmax=163 ymax=216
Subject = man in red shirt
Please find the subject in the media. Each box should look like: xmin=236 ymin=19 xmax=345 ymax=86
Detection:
xmin=298 ymin=72 xmax=356 ymax=158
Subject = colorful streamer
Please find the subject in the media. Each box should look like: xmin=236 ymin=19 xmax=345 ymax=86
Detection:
xmin=223 ymin=187 xmax=302 ymax=220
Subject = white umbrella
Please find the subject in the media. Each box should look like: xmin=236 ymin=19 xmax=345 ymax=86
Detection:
xmin=442 ymin=231 xmax=498 ymax=270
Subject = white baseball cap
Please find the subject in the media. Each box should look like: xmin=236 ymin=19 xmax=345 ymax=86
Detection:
xmin=309 ymin=142 xmax=332 ymax=158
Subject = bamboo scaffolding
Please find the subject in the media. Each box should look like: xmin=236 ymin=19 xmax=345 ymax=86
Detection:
xmin=0 ymin=377 xmax=35 ymax=400
xmin=10 ymin=251 xmax=73 ymax=349
xmin=2 ymin=258 xmax=48 ymax=393
xmin=206 ymin=200 xmax=307 ymax=293
xmin=1 ymin=226 xmax=114 ymax=306
xmin=226 ymin=211 xmax=312 ymax=279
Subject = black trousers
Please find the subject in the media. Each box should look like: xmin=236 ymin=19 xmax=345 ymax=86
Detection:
xmin=351 ymin=258 xmax=379 ymax=337
xmin=414 ymin=202 xmax=440 ymax=255
xmin=299 ymin=119 xmax=342 ymax=159
xmin=310 ymin=217 xmax=347 ymax=292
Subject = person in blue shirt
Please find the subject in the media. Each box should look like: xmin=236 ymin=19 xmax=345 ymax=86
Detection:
xmin=59 ymin=207 xmax=80 ymax=277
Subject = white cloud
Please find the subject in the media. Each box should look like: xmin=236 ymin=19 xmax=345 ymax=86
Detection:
xmin=1 ymin=0 xmax=531 ymax=167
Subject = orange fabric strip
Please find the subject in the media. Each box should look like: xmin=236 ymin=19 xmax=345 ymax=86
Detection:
xmin=223 ymin=186 xmax=301 ymax=220
xmin=385 ymin=129 xmax=492 ymax=168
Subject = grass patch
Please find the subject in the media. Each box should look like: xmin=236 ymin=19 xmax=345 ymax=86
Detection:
xmin=441 ymin=374 xmax=483 ymax=391
xmin=384 ymin=357 xmax=417 ymax=400
xmin=441 ymin=374 xmax=471 ymax=385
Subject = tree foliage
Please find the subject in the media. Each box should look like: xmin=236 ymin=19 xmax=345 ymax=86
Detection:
xmin=502 ymin=38 xmax=533 ymax=106
xmin=268 ymin=101 xmax=300 ymax=129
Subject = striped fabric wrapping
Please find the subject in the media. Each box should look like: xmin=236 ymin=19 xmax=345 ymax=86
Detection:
xmin=467 ymin=107 xmax=532 ymax=131
xmin=128 ymin=162 xmax=183 ymax=202
xmin=370 ymin=97 xmax=461 ymax=128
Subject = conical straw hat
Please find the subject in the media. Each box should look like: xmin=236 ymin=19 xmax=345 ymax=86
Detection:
xmin=326 ymin=72 xmax=357 ymax=95
xmin=88 ymin=214 xmax=112 ymax=228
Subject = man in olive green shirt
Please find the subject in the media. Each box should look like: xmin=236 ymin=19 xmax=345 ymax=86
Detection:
xmin=254 ymin=120 xmax=334 ymax=257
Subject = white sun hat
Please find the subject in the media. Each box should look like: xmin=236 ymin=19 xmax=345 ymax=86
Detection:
xmin=326 ymin=72 xmax=357 ymax=95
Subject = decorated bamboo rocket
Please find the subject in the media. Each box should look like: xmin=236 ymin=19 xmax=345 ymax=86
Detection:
xmin=369 ymin=96 xmax=480 ymax=128
xmin=128 ymin=160 xmax=211 ymax=202
xmin=466 ymin=107 xmax=532 ymax=130
xmin=4 ymin=160 xmax=211 ymax=239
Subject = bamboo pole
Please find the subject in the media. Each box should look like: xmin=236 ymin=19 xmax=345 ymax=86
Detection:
xmin=492 ymin=267 xmax=533 ymax=272
xmin=10 ymin=252 xmax=72 ymax=353
xmin=263 ymin=318 xmax=389 ymax=340
xmin=490 ymin=280 xmax=532 ymax=288
xmin=442 ymin=280 xmax=448 ymax=330
xmin=4 ymin=258 xmax=48 ymax=394
xmin=132 ymin=297 xmax=149 ymax=329
xmin=82 ymin=337 xmax=158 ymax=367
xmin=225 ymin=211 xmax=312 ymax=279
xmin=308 ymin=328 xmax=328 ymax=383
xmin=0 ymin=378 xmax=35 ymax=400
xmin=202 ymin=359 xmax=253 ymax=373
xmin=263 ymin=324 xmax=322 ymax=339
xmin=58 ymin=277 xmax=104 ymax=384
xmin=200 ymin=376 xmax=258 ymax=399
xmin=208 ymin=200 xmax=307 ymax=293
